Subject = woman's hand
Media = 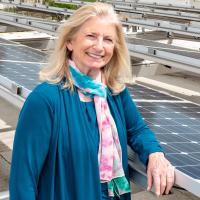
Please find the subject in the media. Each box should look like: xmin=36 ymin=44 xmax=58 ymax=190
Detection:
xmin=147 ymin=152 xmax=175 ymax=197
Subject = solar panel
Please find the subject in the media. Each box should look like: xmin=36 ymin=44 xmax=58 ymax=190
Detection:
xmin=128 ymin=84 xmax=200 ymax=197
xmin=0 ymin=38 xmax=46 ymax=93
xmin=128 ymin=84 xmax=181 ymax=101
xmin=0 ymin=42 xmax=46 ymax=62
xmin=0 ymin=61 xmax=42 ymax=90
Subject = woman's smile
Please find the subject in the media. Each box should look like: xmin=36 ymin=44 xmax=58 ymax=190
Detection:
xmin=86 ymin=52 xmax=103 ymax=59
xmin=66 ymin=16 xmax=116 ymax=75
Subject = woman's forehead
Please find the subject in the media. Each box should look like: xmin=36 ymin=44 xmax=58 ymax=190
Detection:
xmin=79 ymin=16 xmax=117 ymax=36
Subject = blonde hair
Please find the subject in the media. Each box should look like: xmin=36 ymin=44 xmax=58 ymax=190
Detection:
xmin=39 ymin=2 xmax=131 ymax=93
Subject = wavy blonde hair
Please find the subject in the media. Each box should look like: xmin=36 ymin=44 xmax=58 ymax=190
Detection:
xmin=39 ymin=2 xmax=131 ymax=93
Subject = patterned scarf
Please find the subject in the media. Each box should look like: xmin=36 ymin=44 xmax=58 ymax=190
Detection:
xmin=69 ymin=60 xmax=131 ymax=197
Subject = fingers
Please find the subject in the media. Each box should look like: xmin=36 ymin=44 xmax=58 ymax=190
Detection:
xmin=152 ymin=170 xmax=161 ymax=197
xmin=147 ymin=153 xmax=175 ymax=197
xmin=154 ymin=164 xmax=174 ymax=196
xmin=165 ymin=166 xmax=175 ymax=195
xmin=147 ymin=168 xmax=153 ymax=191
xmin=160 ymin=172 xmax=167 ymax=195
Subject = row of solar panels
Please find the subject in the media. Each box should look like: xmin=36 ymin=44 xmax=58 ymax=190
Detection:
xmin=0 ymin=37 xmax=200 ymax=197
xmin=107 ymin=0 xmax=199 ymax=10
xmin=2 ymin=0 xmax=200 ymax=21
xmin=122 ymin=18 xmax=200 ymax=37
xmin=0 ymin=10 xmax=200 ymax=74
xmin=114 ymin=4 xmax=200 ymax=21
xmin=1 ymin=0 xmax=200 ymax=37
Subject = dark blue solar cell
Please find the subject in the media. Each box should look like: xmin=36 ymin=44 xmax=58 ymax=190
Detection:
xmin=188 ymin=126 xmax=200 ymax=132
xmin=159 ymin=112 xmax=188 ymax=118
xmin=163 ymin=125 xmax=199 ymax=134
xmin=148 ymin=125 xmax=172 ymax=134
xmin=180 ymin=134 xmax=200 ymax=142
xmin=140 ymin=112 xmax=162 ymax=118
xmin=173 ymin=118 xmax=200 ymax=126
xmin=183 ymin=112 xmax=200 ymax=118
xmin=177 ymin=165 xmax=200 ymax=179
xmin=0 ymin=61 xmax=42 ymax=90
xmin=165 ymin=154 xmax=199 ymax=166
xmin=169 ymin=143 xmax=200 ymax=153
xmin=128 ymin=84 xmax=180 ymax=101
xmin=189 ymin=153 xmax=200 ymax=160
xmin=135 ymin=102 xmax=155 ymax=107
xmin=156 ymin=134 xmax=190 ymax=143
xmin=145 ymin=118 xmax=180 ymax=126
xmin=0 ymin=44 xmax=46 ymax=62
xmin=160 ymin=143 xmax=180 ymax=153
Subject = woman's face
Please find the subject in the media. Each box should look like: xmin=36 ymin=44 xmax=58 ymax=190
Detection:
xmin=67 ymin=16 xmax=116 ymax=74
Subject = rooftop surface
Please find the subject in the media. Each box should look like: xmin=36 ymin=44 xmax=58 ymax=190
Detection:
xmin=1 ymin=12 xmax=200 ymax=200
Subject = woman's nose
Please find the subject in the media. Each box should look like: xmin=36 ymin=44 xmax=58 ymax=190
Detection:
xmin=93 ymin=38 xmax=104 ymax=50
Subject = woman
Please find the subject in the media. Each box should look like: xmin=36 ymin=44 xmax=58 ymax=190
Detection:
xmin=9 ymin=3 xmax=174 ymax=200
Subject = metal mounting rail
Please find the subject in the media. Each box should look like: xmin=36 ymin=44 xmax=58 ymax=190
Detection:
xmin=0 ymin=11 xmax=59 ymax=35
xmin=114 ymin=4 xmax=200 ymax=22
xmin=107 ymin=0 xmax=200 ymax=12
xmin=127 ymin=43 xmax=200 ymax=74
xmin=0 ymin=11 xmax=200 ymax=74
xmin=1 ymin=1 xmax=200 ymax=37
xmin=122 ymin=19 xmax=200 ymax=38
xmin=1 ymin=8 xmax=200 ymax=38
xmin=2 ymin=0 xmax=200 ymax=23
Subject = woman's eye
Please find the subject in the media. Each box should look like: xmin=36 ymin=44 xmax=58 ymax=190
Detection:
xmin=105 ymin=38 xmax=113 ymax=43
xmin=86 ymin=34 xmax=95 ymax=39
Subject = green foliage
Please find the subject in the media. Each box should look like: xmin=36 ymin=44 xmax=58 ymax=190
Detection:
xmin=48 ymin=1 xmax=78 ymax=10
xmin=83 ymin=0 xmax=96 ymax=2
xmin=3 ymin=7 xmax=17 ymax=12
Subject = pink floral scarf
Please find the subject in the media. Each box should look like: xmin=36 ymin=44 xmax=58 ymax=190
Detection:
xmin=69 ymin=60 xmax=131 ymax=197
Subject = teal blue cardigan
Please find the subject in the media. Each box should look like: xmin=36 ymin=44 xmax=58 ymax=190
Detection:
xmin=9 ymin=82 xmax=162 ymax=200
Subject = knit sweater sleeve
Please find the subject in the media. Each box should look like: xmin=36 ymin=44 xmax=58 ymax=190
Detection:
xmin=9 ymin=90 xmax=53 ymax=200
xmin=119 ymin=87 xmax=163 ymax=165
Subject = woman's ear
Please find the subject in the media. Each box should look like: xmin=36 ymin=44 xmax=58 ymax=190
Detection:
xmin=66 ymin=41 xmax=73 ymax=51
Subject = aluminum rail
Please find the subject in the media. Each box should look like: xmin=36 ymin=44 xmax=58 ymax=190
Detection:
xmin=127 ymin=43 xmax=200 ymax=74
xmin=122 ymin=18 xmax=200 ymax=38
xmin=114 ymin=4 xmax=200 ymax=22
xmin=2 ymin=0 xmax=200 ymax=22
xmin=107 ymin=0 xmax=200 ymax=12
xmin=0 ymin=12 xmax=200 ymax=73
xmin=0 ymin=10 xmax=61 ymax=25
xmin=2 ymin=1 xmax=200 ymax=37
xmin=0 ymin=11 xmax=59 ymax=35
xmin=1 ymin=5 xmax=200 ymax=39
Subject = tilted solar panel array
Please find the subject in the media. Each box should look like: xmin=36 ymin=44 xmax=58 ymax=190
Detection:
xmin=0 ymin=38 xmax=200 ymax=197
xmin=128 ymin=84 xmax=200 ymax=179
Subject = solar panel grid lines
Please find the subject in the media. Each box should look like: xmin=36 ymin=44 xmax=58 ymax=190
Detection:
xmin=0 ymin=38 xmax=47 ymax=92
xmin=128 ymin=83 xmax=200 ymax=184
xmin=0 ymin=44 xmax=47 ymax=63
xmin=127 ymin=83 xmax=186 ymax=101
